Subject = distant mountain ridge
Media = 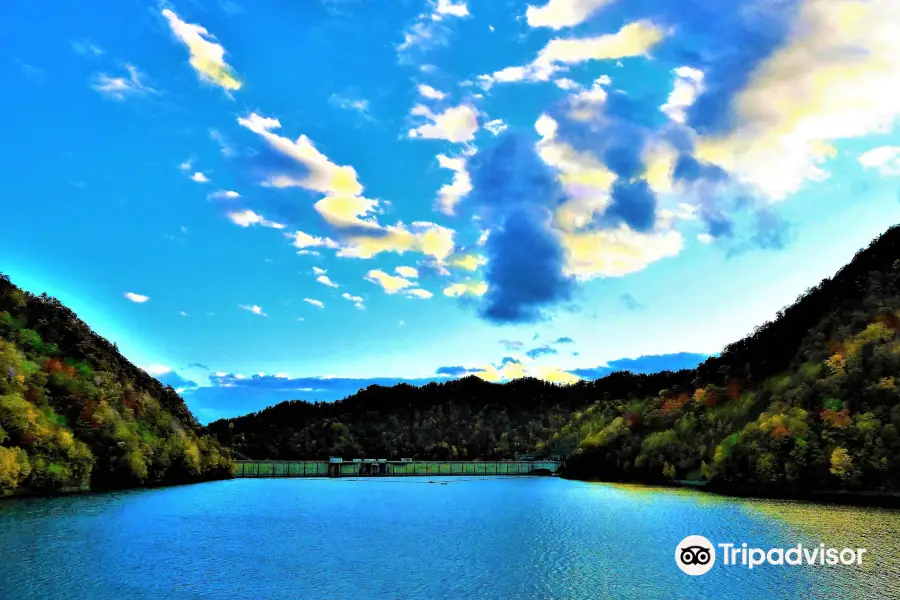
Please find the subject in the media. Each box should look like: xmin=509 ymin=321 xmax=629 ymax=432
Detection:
xmin=209 ymin=225 xmax=900 ymax=494
xmin=0 ymin=274 xmax=233 ymax=496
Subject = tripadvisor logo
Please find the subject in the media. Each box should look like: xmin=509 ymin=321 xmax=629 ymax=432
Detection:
xmin=676 ymin=535 xmax=716 ymax=575
xmin=675 ymin=536 xmax=867 ymax=575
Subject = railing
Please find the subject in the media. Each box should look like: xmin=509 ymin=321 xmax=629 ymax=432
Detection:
xmin=232 ymin=460 xmax=562 ymax=477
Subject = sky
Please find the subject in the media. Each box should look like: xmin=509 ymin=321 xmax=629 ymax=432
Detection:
xmin=2 ymin=0 xmax=899 ymax=423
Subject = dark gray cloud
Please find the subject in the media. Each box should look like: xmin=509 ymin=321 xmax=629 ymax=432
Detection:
xmin=468 ymin=132 xmax=575 ymax=323
xmin=526 ymin=345 xmax=558 ymax=359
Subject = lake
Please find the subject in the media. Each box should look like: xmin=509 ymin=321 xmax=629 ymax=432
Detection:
xmin=1 ymin=477 xmax=898 ymax=599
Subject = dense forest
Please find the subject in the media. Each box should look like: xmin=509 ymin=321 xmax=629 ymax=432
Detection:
xmin=0 ymin=275 xmax=233 ymax=496
xmin=210 ymin=225 xmax=900 ymax=494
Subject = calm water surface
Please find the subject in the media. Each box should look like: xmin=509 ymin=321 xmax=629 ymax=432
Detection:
xmin=1 ymin=477 xmax=899 ymax=599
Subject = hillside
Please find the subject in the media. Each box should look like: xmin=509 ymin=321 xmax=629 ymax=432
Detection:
xmin=0 ymin=275 xmax=234 ymax=496
xmin=209 ymin=225 xmax=900 ymax=493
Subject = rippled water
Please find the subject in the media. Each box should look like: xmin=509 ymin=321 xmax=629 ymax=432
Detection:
xmin=1 ymin=478 xmax=898 ymax=599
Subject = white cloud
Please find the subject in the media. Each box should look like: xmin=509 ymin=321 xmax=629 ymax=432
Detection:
xmin=238 ymin=113 xmax=364 ymax=195
xmin=316 ymin=275 xmax=339 ymax=288
xmin=342 ymin=292 xmax=365 ymax=309
xmin=161 ymin=8 xmax=241 ymax=91
xmin=91 ymin=64 xmax=156 ymax=100
xmin=209 ymin=128 xmax=236 ymax=157
xmin=239 ymin=304 xmax=268 ymax=316
xmin=480 ymin=20 xmax=665 ymax=86
xmin=435 ymin=153 xmax=473 ymax=215
xmin=398 ymin=0 xmax=470 ymax=55
xmin=409 ymin=103 xmax=479 ymax=143
xmin=304 ymin=298 xmax=325 ymax=308
xmin=207 ymin=189 xmax=240 ymax=199
xmin=179 ymin=311 xmax=188 ymax=317
xmin=227 ymin=209 xmax=285 ymax=229
xmin=312 ymin=266 xmax=327 ymax=275
xmin=697 ymin=233 xmax=715 ymax=245
xmin=329 ymin=93 xmax=371 ymax=116
xmin=140 ymin=364 xmax=171 ymax=376
xmin=484 ymin=119 xmax=508 ymax=135
xmin=660 ymin=66 xmax=704 ymax=124
xmin=191 ymin=172 xmax=210 ymax=183
xmin=417 ymin=84 xmax=446 ymax=100
xmin=405 ymin=288 xmax=433 ymax=299
xmin=694 ymin=0 xmax=900 ymax=200
xmin=399 ymin=320 xmax=406 ymax=326
xmin=178 ymin=159 xmax=192 ymax=171
xmin=434 ymin=0 xmax=469 ymax=19
xmin=72 ymin=39 xmax=103 ymax=57
xmin=124 ymin=292 xmax=150 ymax=303
xmin=859 ymin=146 xmax=900 ymax=176
xmin=554 ymin=78 xmax=580 ymax=90
xmin=525 ymin=0 xmax=615 ymax=30
xmin=288 ymin=231 xmax=340 ymax=250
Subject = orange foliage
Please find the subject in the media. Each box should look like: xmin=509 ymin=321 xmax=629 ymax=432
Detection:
xmin=623 ymin=413 xmax=640 ymax=428
xmin=822 ymin=409 xmax=852 ymax=427
xmin=727 ymin=381 xmax=741 ymax=401
xmin=78 ymin=401 xmax=102 ymax=430
xmin=874 ymin=312 xmax=900 ymax=331
xmin=661 ymin=393 xmax=690 ymax=415
xmin=771 ymin=424 xmax=791 ymax=439
xmin=826 ymin=339 xmax=846 ymax=354
xmin=45 ymin=358 xmax=76 ymax=377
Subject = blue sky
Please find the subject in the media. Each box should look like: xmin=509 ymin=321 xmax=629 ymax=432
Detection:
xmin=2 ymin=0 xmax=899 ymax=423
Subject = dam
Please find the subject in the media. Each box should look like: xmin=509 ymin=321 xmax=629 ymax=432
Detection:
xmin=233 ymin=459 xmax=562 ymax=478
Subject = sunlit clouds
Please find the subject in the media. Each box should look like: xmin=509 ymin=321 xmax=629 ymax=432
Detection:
xmin=161 ymin=8 xmax=242 ymax=91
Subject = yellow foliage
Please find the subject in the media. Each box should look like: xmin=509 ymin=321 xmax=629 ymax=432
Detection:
xmin=824 ymin=353 xmax=845 ymax=376
xmin=183 ymin=439 xmax=202 ymax=474
xmin=0 ymin=393 xmax=39 ymax=432
xmin=846 ymin=322 xmax=895 ymax=357
xmin=0 ymin=445 xmax=31 ymax=496
xmin=830 ymin=447 xmax=853 ymax=479
xmin=877 ymin=377 xmax=896 ymax=391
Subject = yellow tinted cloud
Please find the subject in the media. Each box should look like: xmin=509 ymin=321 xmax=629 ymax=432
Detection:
xmin=409 ymin=104 xmax=479 ymax=143
xmin=314 ymin=194 xmax=381 ymax=229
xmin=535 ymin=114 xmax=616 ymax=232
xmin=481 ymin=20 xmax=666 ymax=85
xmin=364 ymin=270 xmax=415 ymax=294
xmin=694 ymin=0 xmax=900 ymax=199
xmin=526 ymin=0 xmax=616 ymax=30
xmin=452 ymin=254 xmax=487 ymax=271
xmin=562 ymin=225 xmax=683 ymax=279
xmin=443 ymin=281 xmax=488 ymax=297
xmin=161 ymin=9 xmax=241 ymax=91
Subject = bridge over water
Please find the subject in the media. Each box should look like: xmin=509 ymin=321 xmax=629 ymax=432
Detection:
xmin=234 ymin=460 xmax=562 ymax=478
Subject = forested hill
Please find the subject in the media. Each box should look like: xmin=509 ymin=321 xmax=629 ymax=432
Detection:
xmin=0 ymin=275 xmax=233 ymax=496
xmin=210 ymin=225 xmax=900 ymax=493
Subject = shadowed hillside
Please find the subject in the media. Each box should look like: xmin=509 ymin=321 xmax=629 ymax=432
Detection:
xmin=0 ymin=275 xmax=234 ymax=496
xmin=210 ymin=225 xmax=900 ymax=493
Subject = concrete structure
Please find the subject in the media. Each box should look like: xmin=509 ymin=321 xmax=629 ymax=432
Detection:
xmin=233 ymin=459 xmax=562 ymax=478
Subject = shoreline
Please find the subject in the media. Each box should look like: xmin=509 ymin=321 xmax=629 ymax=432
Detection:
xmin=561 ymin=475 xmax=900 ymax=508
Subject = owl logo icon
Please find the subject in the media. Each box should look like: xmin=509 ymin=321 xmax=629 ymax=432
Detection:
xmin=675 ymin=535 xmax=716 ymax=575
